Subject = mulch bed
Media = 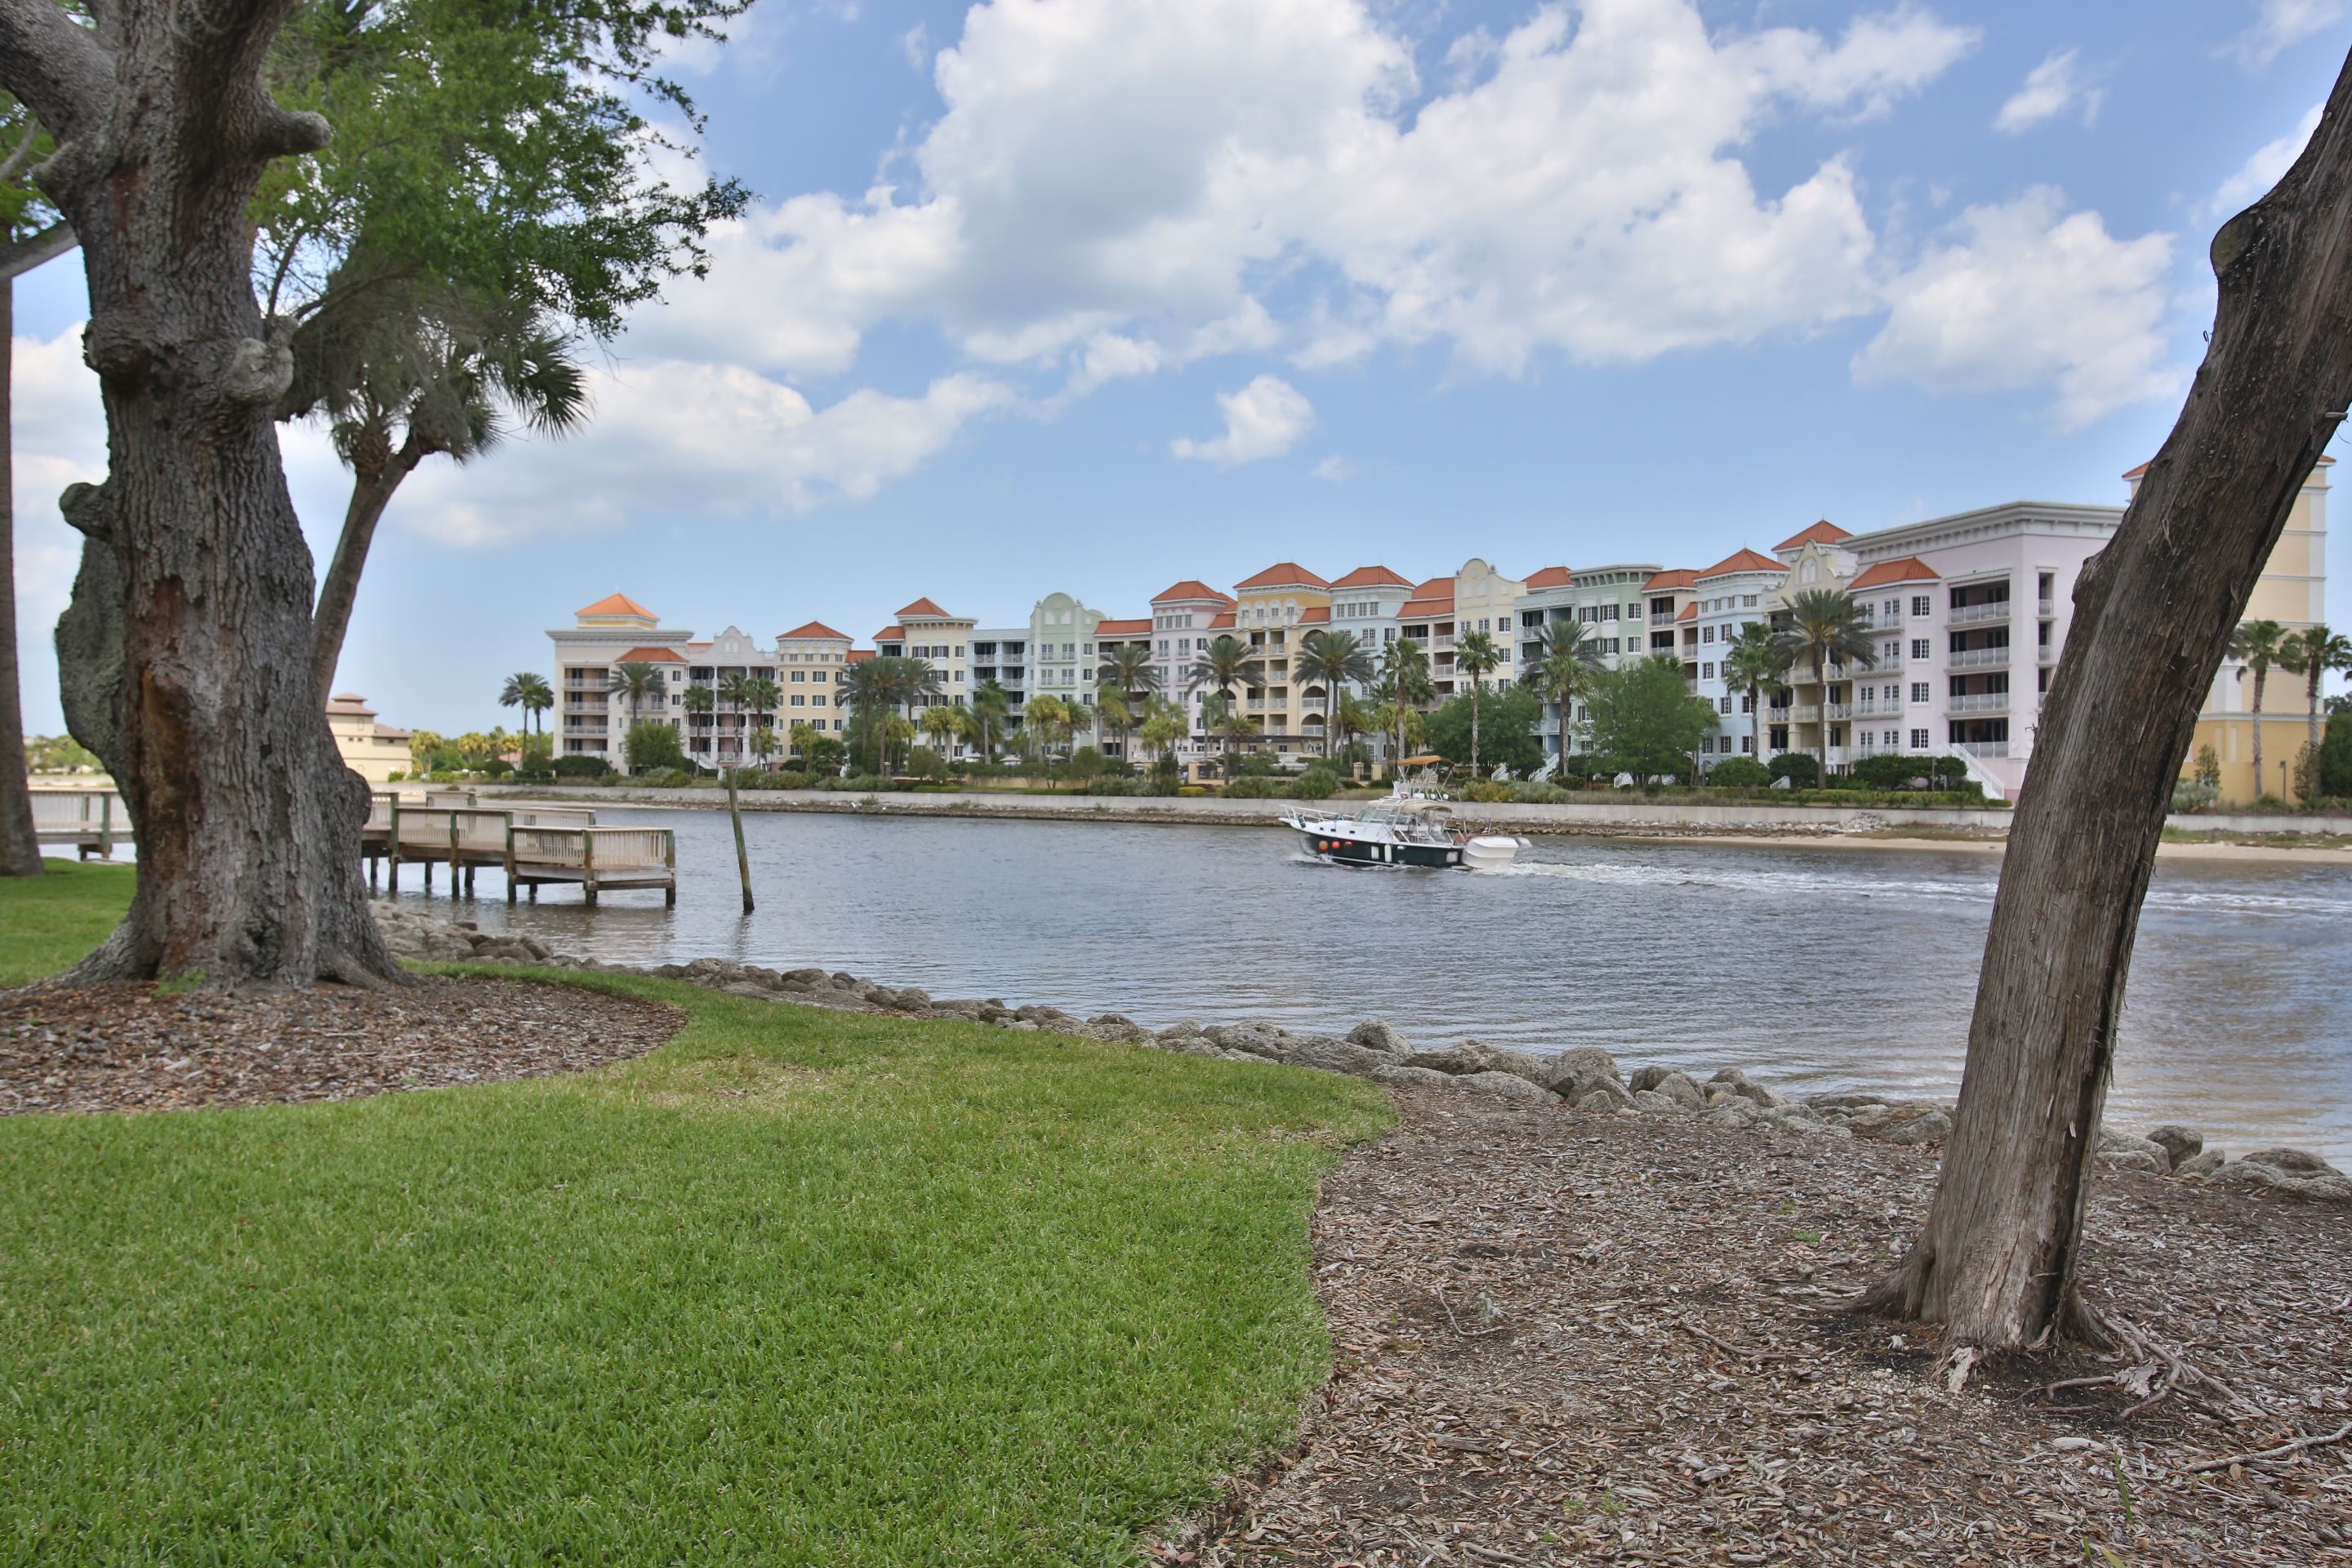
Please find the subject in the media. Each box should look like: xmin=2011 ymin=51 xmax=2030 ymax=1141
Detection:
xmin=1166 ymin=1087 xmax=2352 ymax=1566
xmin=0 ymin=978 xmax=684 ymax=1115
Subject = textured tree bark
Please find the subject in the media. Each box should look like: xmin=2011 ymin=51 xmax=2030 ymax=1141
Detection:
xmin=0 ymin=274 xmax=46 ymax=875
xmin=4 ymin=0 xmax=399 ymax=986
xmin=309 ymin=441 xmax=424 ymax=703
xmin=1857 ymin=51 xmax=2352 ymax=1349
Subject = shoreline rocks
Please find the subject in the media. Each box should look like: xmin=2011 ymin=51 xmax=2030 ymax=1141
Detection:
xmin=371 ymin=905 xmax=2352 ymax=1205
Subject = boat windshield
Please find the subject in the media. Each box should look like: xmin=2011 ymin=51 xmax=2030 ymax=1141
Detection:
xmin=1354 ymin=804 xmax=1457 ymax=844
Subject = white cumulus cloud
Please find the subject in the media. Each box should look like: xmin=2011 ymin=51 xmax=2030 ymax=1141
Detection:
xmin=1855 ymin=189 xmax=2180 ymax=430
xmin=1994 ymin=48 xmax=2099 ymax=133
xmin=1172 ymin=376 xmax=1316 ymax=466
xmin=2207 ymin=103 xmax=2324 ymax=222
xmin=2232 ymin=0 xmax=2352 ymax=67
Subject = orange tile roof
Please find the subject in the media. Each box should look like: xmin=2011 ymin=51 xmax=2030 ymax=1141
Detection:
xmin=897 ymin=596 xmax=951 ymax=618
xmin=1298 ymin=606 xmax=1331 ymax=624
xmin=1521 ymin=565 xmax=1574 ymax=590
xmin=1208 ymin=611 xmax=1236 ymax=630
xmin=875 ymin=626 xmax=904 ymax=641
xmin=577 ymin=591 xmax=657 ymax=619
xmin=1234 ymin=562 xmax=1330 ymax=590
xmin=1094 ymin=617 xmax=1151 ymax=637
xmin=1848 ymin=556 xmax=1941 ymax=590
xmin=616 ymin=645 xmax=685 ymax=663
xmin=846 ymin=649 xmax=875 ymax=664
xmin=1642 ymin=568 xmax=1699 ymax=591
xmin=780 ymin=621 xmax=849 ymax=641
xmin=1676 ymin=603 xmax=1698 ymax=621
xmin=1775 ymin=519 xmax=1851 ymax=552
xmin=1696 ymin=547 xmax=1782 ymax=580
xmin=1152 ymin=579 xmax=1236 ymax=604
xmin=1399 ymin=595 xmax=1454 ymax=618
xmin=326 ymin=693 xmax=374 ymax=715
xmin=685 ymin=641 xmax=711 ymax=653
xmin=1330 ymin=564 xmax=1414 ymax=589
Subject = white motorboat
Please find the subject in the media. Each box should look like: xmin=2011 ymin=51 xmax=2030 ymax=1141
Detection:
xmin=1279 ymin=800 xmax=1528 ymax=870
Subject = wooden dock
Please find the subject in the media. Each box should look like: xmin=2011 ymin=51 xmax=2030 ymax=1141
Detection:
xmin=29 ymin=788 xmax=128 ymax=858
xmin=360 ymin=795 xmax=675 ymax=906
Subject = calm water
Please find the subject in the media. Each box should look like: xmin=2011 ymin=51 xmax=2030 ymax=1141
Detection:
xmin=385 ymin=808 xmax=2352 ymax=1162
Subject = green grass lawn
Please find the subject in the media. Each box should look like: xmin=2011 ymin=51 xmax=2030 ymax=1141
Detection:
xmin=0 ymin=858 xmax=136 ymax=985
xmin=0 ymin=871 xmax=1391 ymax=1564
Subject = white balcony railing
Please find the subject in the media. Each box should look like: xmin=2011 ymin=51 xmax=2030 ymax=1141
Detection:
xmin=1955 ymin=740 xmax=2011 ymax=759
xmin=1947 ymin=693 xmax=2011 ymax=714
xmin=1949 ymin=599 xmax=2013 ymax=627
xmin=1826 ymin=702 xmax=1855 ymax=720
xmin=1949 ymin=646 xmax=2011 ymax=670
xmin=1784 ymin=704 xmax=1822 ymax=724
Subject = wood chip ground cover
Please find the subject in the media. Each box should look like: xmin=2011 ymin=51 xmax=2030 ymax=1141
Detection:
xmin=0 ymin=977 xmax=683 ymax=1113
xmin=1166 ymin=1088 xmax=2352 ymax=1566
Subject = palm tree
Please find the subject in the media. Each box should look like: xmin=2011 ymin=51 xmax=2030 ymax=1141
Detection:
xmin=919 ymin=704 xmax=963 ymax=760
xmin=1200 ymin=694 xmax=1261 ymax=760
xmin=1525 ymin=619 xmax=1605 ymax=766
xmin=2229 ymin=618 xmax=2290 ymax=800
xmin=681 ymin=684 xmax=715 ymax=769
xmin=1022 ymin=694 xmax=1071 ymax=764
xmin=1722 ymin=622 xmax=1788 ymax=772
xmin=1295 ymin=628 xmax=1375 ymax=759
xmin=882 ymin=713 xmax=915 ymax=773
xmin=1334 ymin=692 xmax=1378 ymax=769
xmin=1065 ymin=699 xmax=1097 ymax=757
xmin=499 ymin=670 xmax=553 ymax=737
xmin=1093 ymin=688 xmax=1133 ymax=763
xmin=1378 ymin=638 xmax=1434 ymax=770
xmin=2282 ymin=623 xmax=2351 ymax=791
xmin=1098 ymin=642 xmax=1161 ymax=708
xmin=1184 ymin=633 xmax=1266 ymax=768
xmin=749 ymin=726 xmax=778 ymax=768
xmin=1770 ymin=589 xmax=1877 ymax=780
xmin=1138 ymin=698 xmax=1187 ymax=772
xmin=604 ymin=662 xmax=664 ymax=775
xmin=841 ymin=658 xmax=895 ymax=774
xmin=1454 ymin=630 xmax=1503 ymax=774
xmin=787 ymin=720 xmax=822 ymax=764
xmin=972 ymin=680 xmax=1012 ymax=762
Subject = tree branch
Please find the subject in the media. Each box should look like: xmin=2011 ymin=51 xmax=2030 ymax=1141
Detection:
xmin=0 ymin=216 xmax=74 ymax=283
xmin=0 ymin=0 xmax=110 ymax=145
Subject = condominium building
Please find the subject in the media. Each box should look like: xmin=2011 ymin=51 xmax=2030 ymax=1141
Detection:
xmin=326 ymin=693 xmax=412 ymax=782
xmin=1231 ymin=563 xmax=1333 ymax=755
xmin=777 ymin=621 xmax=853 ymax=747
xmin=1452 ymin=559 xmax=1525 ymax=693
xmin=1027 ymin=592 xmax=1107 ymax=711
xmin=549 ymin=594 xmax=692 ymax=759
xmin=681 ymin=626 xmax=779 ymax=769
xmin=2169 ymin=458 xmax=2332 ymax=803
xmin=876 ymin=597 xmax=974 ymax=710
xmin=1686 ymin=549 xmax=1781 ymax=760
xmin=1148 ymin=580 xmax=1236 ymax=765
xmin=969 ymin=625 xmax=1030 ymax=737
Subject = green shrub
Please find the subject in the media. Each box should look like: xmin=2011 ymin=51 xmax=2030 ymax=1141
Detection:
xmin=1508 ymin=781 xmax=1572 ymax=804
xmin=1458 ymin=779 xmax=1512 ymax=803
xmin=906 ymin=745 xmax=951 ymax=782
xmin=1222 ymin=776 xmax=1288 ymax=798
xmin=1705 ymin=755 xmax=1770 ymax=788
xmin=2171 ymin=778 xmax=2221 ymax=813
xmin=479 ymin=759 xmax=514 ymax=777
xmin=550 ymin=754 xmax=610 ymax=779
xmin=1178 ymin=785 xmax=1209 ymax=797
xmin=1286 ymin=766 xmax=1342 ymax=801
xmin=623 ymin=721 xmax=685 ymax=773
xmin=1768 ymin=752 xmax=1820 ymax=789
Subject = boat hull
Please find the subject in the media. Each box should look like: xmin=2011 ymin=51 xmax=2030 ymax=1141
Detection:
xmin=1293 ymin=828 xmax=1462 ymax=869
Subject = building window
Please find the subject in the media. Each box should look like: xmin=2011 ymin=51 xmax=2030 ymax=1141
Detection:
xmin=1910 ymin=728 xmax=1929 ymax=749
xmin=1910 ymin=683 xmax=1929 ymax=703
xmin=1718 ymin=696 xmax=1731 ymax=714
xmin=1701 ymin=662 xmax=1714 ymax=679
xmin=1910 ymin=639 xmax=1930 ymax=661
xmin=1911 ymin=595 xmax=1931 ymax=617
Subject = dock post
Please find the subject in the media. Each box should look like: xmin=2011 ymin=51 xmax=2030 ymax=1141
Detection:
xmin=97 ymin=793 xmax=113 ymax=860
xmin=668 ymin=826 xmax=681 ymax=910
xmin=506 ymin=825 xmax=518 ymax=905
xmin=448 ymin=815 xmax=461 ymax=899
xmin=581 ymin=832 xmax=598 ymax=908
xmin=726 ymin=772 xmax=751 ymax=913
xmin=387 ymin=797 xmax=402 ymax=896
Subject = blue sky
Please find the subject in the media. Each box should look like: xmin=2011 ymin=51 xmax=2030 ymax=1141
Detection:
xmin=14 ymin=0 xmax=2352 ymax=734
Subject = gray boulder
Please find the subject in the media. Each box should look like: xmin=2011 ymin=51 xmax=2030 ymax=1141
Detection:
xmin=1084 ymin=1014 xmax=1153 ymax=1045
xmin=1810 ymin=1091 xmax=1890 ymax=1111
xmin=2098 ymin=1131 xmax=2175 ymax=1174
xmin=1628 ymin=1064 xmax=1674 ymax=1093
xmin=2173 ymin=1148 xmax=2226 ymax=1178
xmin=1405 ymin=1040 xmax=1549 ymax=1084
xmin=2207 ymin=1157 xmax=2352 ymax=1202
xmin=2238 ymin=1147 xmax=2342 ymax=1176
xmin=1708 ymin=1067 xmax=1751 ymax=1088
xmin=1699 ymin=1099 xmax=1762 ymax=1129
xmin=1630 ymin=1088 xmax=1692 ymax=1117
xmin=1731 ymin=1080 xmax=1790 ymax=1111
xmin=1544 ymin=1046 xmax=1626 ymax=1102
xmin=1205 ymin=1022 xmax=1285 ymax=1058
xmin=1454 ymin=1071 xmax=1553 ymax=1103
xmin=1881 ymin=1111 xmax=1953 ymax=1146
xmin=1575 ymin=1087 xmax=1628 ymax=1113
xmin=1280 ymin=1036 xmax=1394 ymax=1079
xmin=1158 ymin=1021 xmax=1207 ymax=1043
xmin=1346 ymin=1019 xmax=1413 ymax=1058
xmin=1374 ymin=1064 xmax=1459 ymax=1088
xmin=2145 ymin=1125 xmax=2204 ymax=1165
xmin=1648 ymin=1071 xmax=1707 ymax=1110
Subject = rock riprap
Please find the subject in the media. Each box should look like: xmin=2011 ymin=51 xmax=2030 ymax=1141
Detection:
xmin=372 ymin=907 xmax=2350 ymax=1202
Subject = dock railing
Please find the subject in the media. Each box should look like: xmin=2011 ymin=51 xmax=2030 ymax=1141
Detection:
xmin=28 ymin=787 xmax=127 ymax=858
xmin=506 ymin=823 xmax=676 ymax=906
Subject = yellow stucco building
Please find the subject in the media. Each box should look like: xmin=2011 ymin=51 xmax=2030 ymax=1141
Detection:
xmin=327 ymin=693 xmax=412 ymax=783
xmin=2158 ymin=458 xmax=2332 ymax=803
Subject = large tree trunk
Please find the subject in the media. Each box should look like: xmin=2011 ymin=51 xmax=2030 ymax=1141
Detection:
xmin=7 ymin=0 xmax=399 ymax=987
xmin=1857 ymin=54 xmax=2352 ymax=1348
xmin=310 ymin=439 xmax=424 ymax=703
xmin=0 ymin=273 xmax=45 ymax=875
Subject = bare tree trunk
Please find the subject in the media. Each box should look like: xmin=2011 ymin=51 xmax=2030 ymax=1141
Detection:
xmin=310 ymin=443 xmax=424 ymax=703
xmin=0 ymin=272 xmax=46 ymax=875
xmin=1858 ymin=56 xmax=2352 ymax=1348
xmin=8 ymin=0 xmax=399 ymax=987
